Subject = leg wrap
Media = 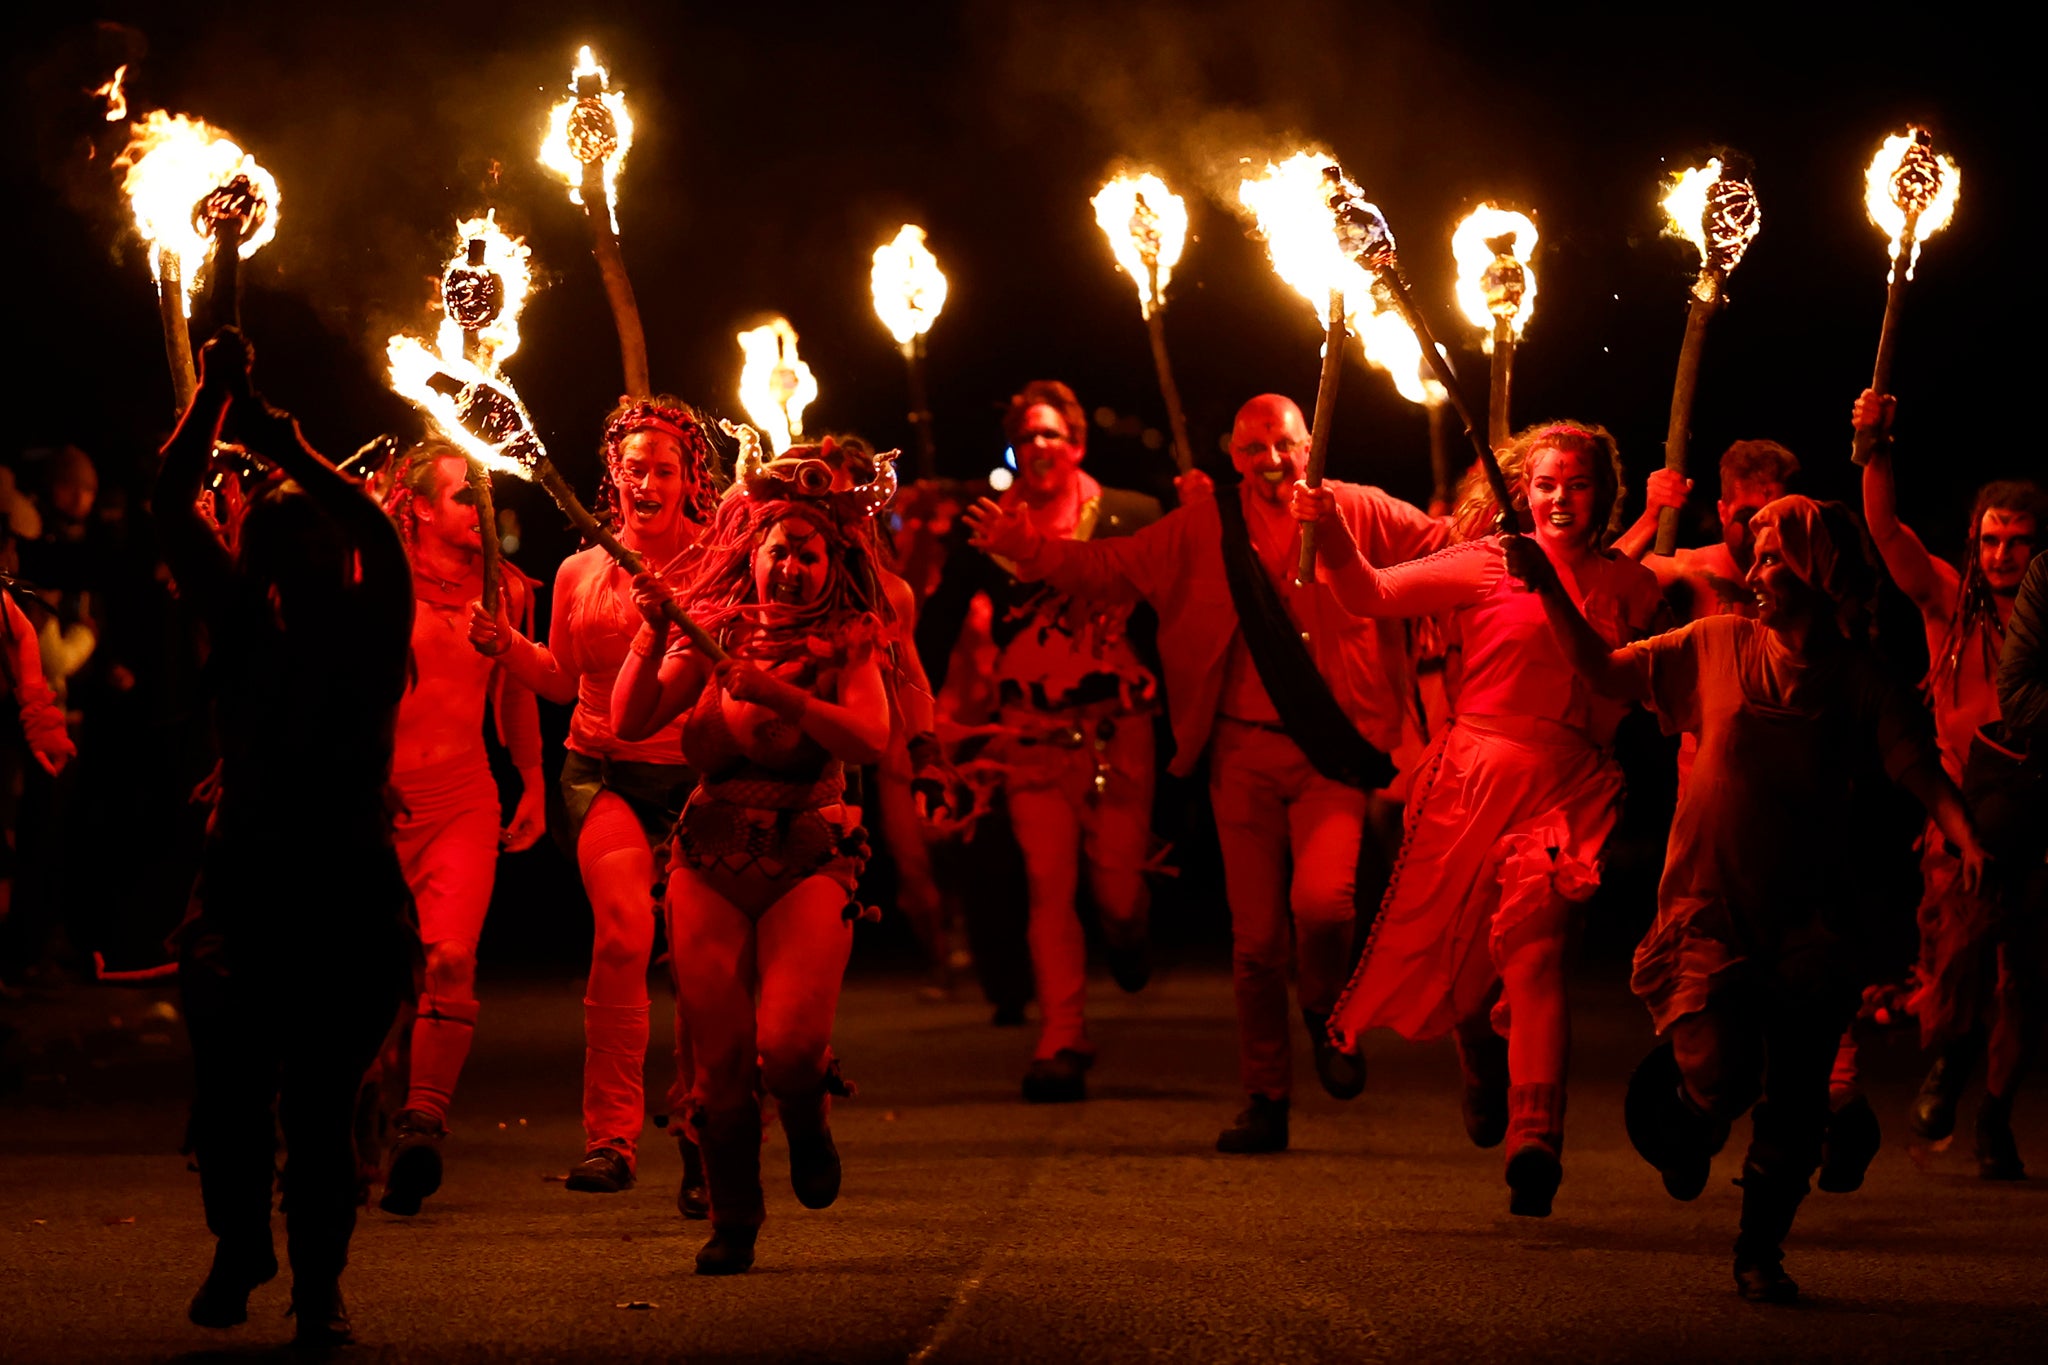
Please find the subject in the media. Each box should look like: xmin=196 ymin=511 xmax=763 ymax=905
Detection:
xmin=404 ymin=995 xmax=479 ymax=1127
xmin=582 ymin=1001 xmax=650 ymax=1160
xmin=1506 ymin=1082 xmax=1566 ymax=1161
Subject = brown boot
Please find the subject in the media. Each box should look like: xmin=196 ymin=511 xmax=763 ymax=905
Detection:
xmin=1505 ymin=1083 xmax=1565 ymax=1218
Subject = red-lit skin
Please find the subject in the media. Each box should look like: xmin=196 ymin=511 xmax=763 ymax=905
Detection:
xmin=1014 ymin=402 xmax=1085 ymax=506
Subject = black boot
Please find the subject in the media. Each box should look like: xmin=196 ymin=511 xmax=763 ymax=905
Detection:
xmin=289 ymin=1278 xmax=353 ymax=1346
xmin=1303 ymin=1009 xmax=1366 ymax=1101
xmin=1455 ymin=1022 xmax=1510 ymax=1148
xmin=1817 ymin=1095 xmax=1881 ymax=1194
xmin=187 ymin=1241 xmax=278 ymax=1329
xmin=1216 ymin=1095 xmax=1290 ymax=1154
xmin=676 ymin=1132 xmax=710 ymax=1220
xmin=1624 ymin=1042 xmax=1728 ymax=1201
xmin=695 ymin=1224 xmax=759 ymax=1276
xmin=780 ymin=1078 xmax=843 ymax=1211
xmin=1975 ymin=1092 xmax=2027 ymax=1181
xmin=1732 ymin=1164 xmax=1807 ymax=1305
xmin=1021 ymin=1049 xmax=1091 ymax=1104
xmin=377 ymin=1108 xmax=446 ymax=1216
xmin=1910 ymin=1045 xmax=1976 ymax=1143
xmin=1105 ymin=936 xmax=1152 ymax=995
xmin=690 ymin=1104 xmax=765 ymax=1273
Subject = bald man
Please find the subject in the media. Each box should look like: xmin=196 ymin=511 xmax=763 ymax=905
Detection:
xmin=967 ymin=395 xmax=1448 ymax=1151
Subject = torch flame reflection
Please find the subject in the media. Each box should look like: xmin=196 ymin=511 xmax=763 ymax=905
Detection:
xmin=1661 ymin=158 xmax=1760 ymax=301
xmin=116 ymin=110 xmax=280 ymax=317
xmin=1451 ymin=204 xmax=1538 ymax=348
xmin=1091 ymin=172 xmax=1188 ymax=319
xmin=539 ymin=44 xmax=635 ymax=233
xmin=93 ymin=65 xmax=128 ymax=122
xmin=1863 ymin=128 xmax=1959 ymax=282
xmin=870 ymin=224 xmax=948 ymax=347
xmin=737 ymin=317 xmax=818 ymax=456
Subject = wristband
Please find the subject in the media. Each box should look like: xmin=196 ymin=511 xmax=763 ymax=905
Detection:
xmin=629 ymin=622 xmax=664 ymax=658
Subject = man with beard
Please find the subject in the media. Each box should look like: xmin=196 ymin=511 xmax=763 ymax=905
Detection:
xmin=1857 ymin=390 xmax=2047 ymax=1180
xmin=1616 ymin=440 xmax=1800 ymax=626
xmin=374 ymin=441 xmax=545 ymax=1215
xmin=965 ymin=393 xmax=1447 ymax=1150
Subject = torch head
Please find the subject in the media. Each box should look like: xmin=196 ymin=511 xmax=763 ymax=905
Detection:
xmin=1702 ymin=169 xmax=1761 ymax=280
xmin=1323 ymin=165 xmax=1396 ymax=274
xmin=1129 ymin=192 xmax=1162 ymax=268
xmin=193 ymin=173 xmax=266 ymax=246
xmin=1481 ymin=241 xmax=1526 ymax=320
xmin=1890 ymin=126 xmax=1944 ymax=220
xmin=566 ymin=96 xmax=619 ymax=166
xmin=442 ymin=244 xmax=506 ymax=333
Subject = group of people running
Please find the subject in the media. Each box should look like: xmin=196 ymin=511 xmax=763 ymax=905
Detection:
xmin=23 ymin=323 xmax=2040 ymax=1344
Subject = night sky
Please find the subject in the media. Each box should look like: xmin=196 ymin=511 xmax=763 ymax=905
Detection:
xmin=6 ymin=2 xmax=2030 ymax=572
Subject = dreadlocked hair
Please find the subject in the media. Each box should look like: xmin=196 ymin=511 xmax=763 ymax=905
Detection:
xmin=1450 ymin=420 xmax=1626 ymax=544
xmin=680 ymin=493 xmax=884 ymax=674
xmin=380 ymin=439 xmax=466 ymax=543
xmin=1928 ymin=478 xmax=2048 ymax=699
xmin=593 ymin=395 xmax=727 ymax=533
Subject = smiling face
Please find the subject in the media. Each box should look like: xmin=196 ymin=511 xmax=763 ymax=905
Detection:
xmin=1743 ymin=521 xmax=1821 ymax=630
xmin=412 ymin=453 xmax=482 ymax=554
xmin=1978 ymin=508 xmax=2038 ymax=595
xmin=1229 ymin=396 xmax=1310 ymax=504
xmin=1717 ymin=476 xmax=1785 ymax=570
xmin=612 ymin=429 xmax=687 ymax=538
xmin=752 ymin=516 xmax=829 ymax=607
xmin=1524 ymin=445 xmax=1600 ymax=551
xmin=1015 ymin=403 xmax=1083 ymax=497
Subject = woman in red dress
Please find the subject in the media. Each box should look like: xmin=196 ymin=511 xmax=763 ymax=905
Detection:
xmin=614 ymin=436 xmax=894 ymax=1275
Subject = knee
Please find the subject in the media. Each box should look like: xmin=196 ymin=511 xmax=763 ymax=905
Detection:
xmin=757 ymin=1024 xmax=831 ymax=1100
xmin=589 ymin=915 xmax=652 ymax=976
xmin=424 ymin=942 xmax=477 ymax=997
xmin=1290 ymin=870 xmax=1356 ymax=939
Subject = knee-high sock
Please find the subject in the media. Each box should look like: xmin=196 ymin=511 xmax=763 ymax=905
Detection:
xmin=404 ymin=995 xmax=479 ymax=1127
xmin=583 ymin=1000 xmax=650 ymax=1159
xmin=1507 ymin=1082 xmax=1566 ymax=1162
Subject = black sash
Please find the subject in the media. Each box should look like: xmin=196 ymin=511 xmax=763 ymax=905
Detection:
xmin=1215 ymin=487 xmax=1395 ymax=792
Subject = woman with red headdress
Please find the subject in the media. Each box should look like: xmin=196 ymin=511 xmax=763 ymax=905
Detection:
xmin=467 ymin=397 xmax=722 ymax=1205
xmin=1519 ymin=493 xmax=1986 ymax=1302
xmin=613 ymin=433 xmax=893 ymax=1276
xmin=1297 ymin=421 xmax=1667 ymax=1219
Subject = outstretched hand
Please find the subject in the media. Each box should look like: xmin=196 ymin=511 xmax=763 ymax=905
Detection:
xmin=1502 ymin=534 xmax=1558 ymax=595
xmin=963 ymin=498 xmax=1041 ymax=561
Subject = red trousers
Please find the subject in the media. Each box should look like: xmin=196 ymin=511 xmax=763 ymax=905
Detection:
xmin=1003 ymin=711 xmax=1155 ymax=1061
xmin=1208 ymin=721 xmax=1366 ymax=1099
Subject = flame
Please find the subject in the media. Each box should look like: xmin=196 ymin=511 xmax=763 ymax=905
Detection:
xmin=1091 ymin=171 xmax=1189 ymax=318
xmin=539 ymin=45 xmax=635 ymax=233
xmin=386 ymin=334 xmax=544 ymax=478
xmin=1237 ymin=152 xmax=1377 ymax=331
xmin=1451 ymin=204 xmax=1538 ymax=348
xmin=870 ymin=224 xmax=948 ymax=347
xmin=736 ymin=317 xmax=818 ymax=456
xmin=92 ymin=65 xmax=127 ymax=122
xmin=1661 ymin=158 xmax=1760 ymax=300
xmin=1863 ymin=128 xmax=1960 ymax=282
xmin=115 ymin=110 xmax=281 ymax=317
xmin=1355 ymin=310 xmax=1431 ymax=404
xmin=439 ymin=210 xmax=534 ymax=372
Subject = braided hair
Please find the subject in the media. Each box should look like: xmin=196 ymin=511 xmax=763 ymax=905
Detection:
xmin=380 ymin=438 xmax=466 ymax=545
xmin=1929 ymin=479 xmax=2048 ymax=699
xmin=593 ymin=395 xmax=726 ymax=534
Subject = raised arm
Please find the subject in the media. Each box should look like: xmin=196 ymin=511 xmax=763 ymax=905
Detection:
xmin=1614 ymin=467 xmax=1693 ymax=562
xmin=1856 ymin=391 xmax=1949 ymax=616
xmin=1503 ymin=536 xmax=1649 ymax=701
xmin=611 ymin=573 xmax=713 ymax=743
xmin=1998 ymin=556 xmax=2048 ymax=742
xmin=156 ymin=343 xmax=238 ymax=615
xmin=962 ymin=496 xmax=1173 ymax=605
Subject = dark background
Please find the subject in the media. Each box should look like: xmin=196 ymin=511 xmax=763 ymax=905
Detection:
xmin=4 ymin=1 xmax=2027 ymax=969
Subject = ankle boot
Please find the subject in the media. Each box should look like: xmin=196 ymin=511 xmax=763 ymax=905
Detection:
xmin=187 ymin=1241 xmax=278 ymax=1328
xmin=1975 ymin=1092 xmax=2027 ymax=1181
xmin=1625 ymin=1042 xmax=1729 ymax=1201
xmin=1505 ymin=1083 xmax=1565 ymax=1218
xmin=695 ymin=1223 xmax=759 ymax=1276
xmin=1216 ymin=1095 xmax=1289 ymax=1154
xmin=690 ymin=1104 xmax=766 ymax=1234
xmin=1303 ymin=1008 xmax=1366 ymax=1100
xmin=1454 ymin=1023 xmax=1511 ymax=1148
xmin=779 ymin=1079 xmax=843 ymax=1210
xmin=1910 ymin=1044 xmax=1976 ymax=1143
xmin=1817 ymin=1094 xmax=1881 ymax=1194
xmin=1732 ymin=1163 xmax=1807 ymax=1304
xmin=378 ymin=1108 xmax=446 ymax=1216
xmin=289 ymin=1278 xmax=353 ymax=1346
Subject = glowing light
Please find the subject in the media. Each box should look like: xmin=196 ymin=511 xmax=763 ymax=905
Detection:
xmin=438 ymin=210 xmax=534 ymax=373
xmin=115 ymin=110 xmax=280 ymax=317
xmin=1091 ymin=171 xmax=1189 ymax=318
xmin=1237 ymin=152 xmax=1379 ymax=333
xmin=1451 ymin=204 xmax=1538 ymax=348
xmin=386 ymin=335 xmax=544 ymax=478
xmin=539 ymin=45 xmax=635 ymax=233
xmin=736 ymin=317 xmax=818 ymax=456
xmin=988 ymin=466 xmax=1015 ymax=492
xmin=870 ymin=224 xmax=948 ymax=347
xmin=1863 ymin=127 xmax=1960 ymax=282
xmin=92 ymin=65 xmax=127 ymax=122
xmin=1661 ymin=157 xmax=1760 ymax=300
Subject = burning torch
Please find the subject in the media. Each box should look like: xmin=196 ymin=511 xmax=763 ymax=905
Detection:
xmin=737 ymin=318 xmax=818 ymax=457
xmin=1851 ymin=126 xmax=1960 ymax=466
xmin=1654 ymin=155 xmax=1760 ymax=553
xmin=387 ymin=339 xmax=725 ymax=660
xmin=1451 ymin=206 xmax=1538 ymax=462
xmin=870 ymin=224 xmax=948 ymax=480
xmin=1092 ymin=172 xmax=1194 ymax=474
xmin=116 ymin=111 xmax=280 ymax=416
xmin=540 ymin=46 xmax=648 ymax=398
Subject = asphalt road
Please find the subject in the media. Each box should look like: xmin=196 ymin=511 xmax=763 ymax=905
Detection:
xmin=4 ymin=965 xmax=2046 ymax=1363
